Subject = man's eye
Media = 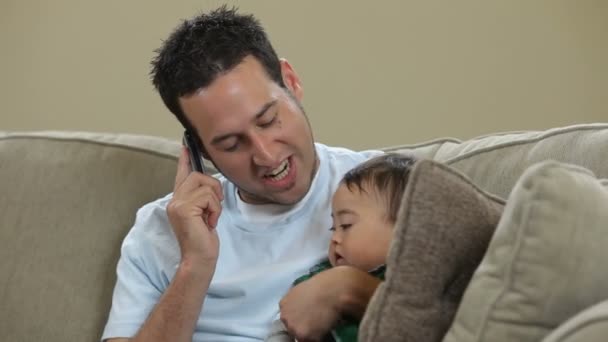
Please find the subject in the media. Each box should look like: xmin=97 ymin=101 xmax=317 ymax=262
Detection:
xmin=223 ymin=143 xmax=239 ymax=152
xmin=259 ymin=113 xmax=277 ymax=128
xmin=329 ymin=226 xmax=335 ymax=231
xmin=340 ymin=224 xmax=352 ymax=230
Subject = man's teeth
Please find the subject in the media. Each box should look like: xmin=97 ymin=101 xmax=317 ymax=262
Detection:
xmin=265 ymin=160 xmax=290 ymax=181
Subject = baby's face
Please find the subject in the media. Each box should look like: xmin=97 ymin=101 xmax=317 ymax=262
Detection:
xmin=329 ymin=183 xmax=393 ymax=271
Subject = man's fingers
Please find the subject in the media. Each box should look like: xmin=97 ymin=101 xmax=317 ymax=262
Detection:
xmin=206 ymin=197 xmax=222 ymax=229
xmin=174 ymin=146 xmax=191 ymax=191
xmin=186 ymin=187 xmax=222 ymax=228
xmin=173 ymin=147 xmax=224 ymax=229
xmin=177 ymin=171 xmax=224 ymax=201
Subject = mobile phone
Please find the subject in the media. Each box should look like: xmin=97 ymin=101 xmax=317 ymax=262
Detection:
xmin=182 ymin=130 xmax=206 ymax=174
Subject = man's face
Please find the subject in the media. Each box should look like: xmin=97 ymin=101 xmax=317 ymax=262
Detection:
xmin=329 ymin=183 xmax=393 ymax=271
xmin=179 ymin=56 xmax=317 ymax=205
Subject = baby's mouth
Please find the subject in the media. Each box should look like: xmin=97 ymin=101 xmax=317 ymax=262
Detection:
xmin=334 ymin=253 xmax=347 ymax=266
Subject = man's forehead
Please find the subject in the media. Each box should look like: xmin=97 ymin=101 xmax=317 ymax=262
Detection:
xmin=179 ymin=81 xmax=278 ymax=136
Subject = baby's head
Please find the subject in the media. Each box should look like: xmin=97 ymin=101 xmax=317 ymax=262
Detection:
xmin=329 ymin=153 xmax=416 ymax=270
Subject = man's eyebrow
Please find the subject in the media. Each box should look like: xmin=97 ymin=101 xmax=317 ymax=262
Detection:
xmin=210 ymin=100 xmax=278 ymax=146
xmin=254 ymin=100 xmax=278 ymax=120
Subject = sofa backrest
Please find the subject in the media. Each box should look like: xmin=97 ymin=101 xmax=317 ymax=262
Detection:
xmin=1 ymin=123 xmax=606 ymax=341
xmin=0 ymin=131 xmax=185 ymax=341
xmin=388 ymin=123 xmax=608 ymax=198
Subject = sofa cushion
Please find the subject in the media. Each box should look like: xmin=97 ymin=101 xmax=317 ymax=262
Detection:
xmin=359 ymin=159 xmax=504 ymax=342
xmin=542 ymin=299 xmax=608 ymax=342
xmin=0 ymin=131 xmax=187 ymax=341
xmin=389 ymin=123 xmax=608 ymax=199
xmin=383 ymin=137 xmax=462 ymax=160
xmin=443 ymin=162 xmax=608 ymax=342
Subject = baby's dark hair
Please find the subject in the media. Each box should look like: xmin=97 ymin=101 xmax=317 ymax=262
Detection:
xmin=341 ymin=153 xmax=417 ymax=223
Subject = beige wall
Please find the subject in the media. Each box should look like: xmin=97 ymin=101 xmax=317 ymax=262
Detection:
xmin=1 ymin=0 xmax=606 ymax=150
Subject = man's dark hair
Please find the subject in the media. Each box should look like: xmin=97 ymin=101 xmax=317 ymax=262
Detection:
xmin=342 ymin=153 xmax=417 ymax=223
xmin=150 ymin=5 xmax=284 ymax=131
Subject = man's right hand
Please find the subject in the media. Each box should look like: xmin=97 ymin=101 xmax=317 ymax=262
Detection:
xmin=167 ymin=147 xmax=224 ymax=267
xmin=104 ymin=148 xmax=224 ymax=342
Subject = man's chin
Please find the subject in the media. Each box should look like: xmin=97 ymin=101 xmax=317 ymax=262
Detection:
xmin=274 ymin=195 xmax=306 ymax=206
xmin=267 ymin=188 xmax=308 ymax=206
xmin=238 ymin=186 xmax=306 ymax=205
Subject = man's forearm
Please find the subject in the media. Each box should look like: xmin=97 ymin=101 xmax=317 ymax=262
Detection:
xmin=336 ymin=266 xmax=382 ymax=320
xmin=132 ymin=259 xmax=213 ymax=342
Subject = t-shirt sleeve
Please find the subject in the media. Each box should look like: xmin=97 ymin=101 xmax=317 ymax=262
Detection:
xmin=101 ymin=212 xmax=165 ymax=340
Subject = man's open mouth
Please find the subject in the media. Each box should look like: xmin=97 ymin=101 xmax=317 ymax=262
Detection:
xmin=263 ymin=159 xmax=290 ymax=182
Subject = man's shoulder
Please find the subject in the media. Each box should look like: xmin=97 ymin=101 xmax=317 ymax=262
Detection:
xmin=122 ymin=193 xmax=174 ymax=248
xmin=136 ymin=193 xmax=172 ymax=222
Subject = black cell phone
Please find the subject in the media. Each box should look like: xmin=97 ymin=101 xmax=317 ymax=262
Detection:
xmin=182 ymin=130 xmax=206 ymax=174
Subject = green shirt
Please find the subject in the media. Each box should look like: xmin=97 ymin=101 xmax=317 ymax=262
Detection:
xmin=293 ymin=260 xmax=386 ymax=342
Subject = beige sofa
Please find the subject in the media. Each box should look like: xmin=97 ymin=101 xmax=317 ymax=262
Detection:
xmin=1 ymin=123 xmax=607 ymax=341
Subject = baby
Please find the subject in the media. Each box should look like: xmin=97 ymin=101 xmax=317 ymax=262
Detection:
xmin=267 ymin=153 xmax=417 ymax=342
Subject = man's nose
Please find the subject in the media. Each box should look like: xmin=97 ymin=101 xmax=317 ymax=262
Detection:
xmin=251 ymin=133 xmax=278 ymax=166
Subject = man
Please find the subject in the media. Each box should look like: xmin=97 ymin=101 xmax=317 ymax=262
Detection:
xmin=103 ymin=6 xmax=382 ymax=342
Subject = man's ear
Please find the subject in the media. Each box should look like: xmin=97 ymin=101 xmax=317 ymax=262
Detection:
xmin=279 ymin=58 xmax=303 ymax=101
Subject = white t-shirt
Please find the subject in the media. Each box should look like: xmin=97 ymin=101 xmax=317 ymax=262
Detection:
xmin=102 ymin=143 xmax=381 ymax=341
